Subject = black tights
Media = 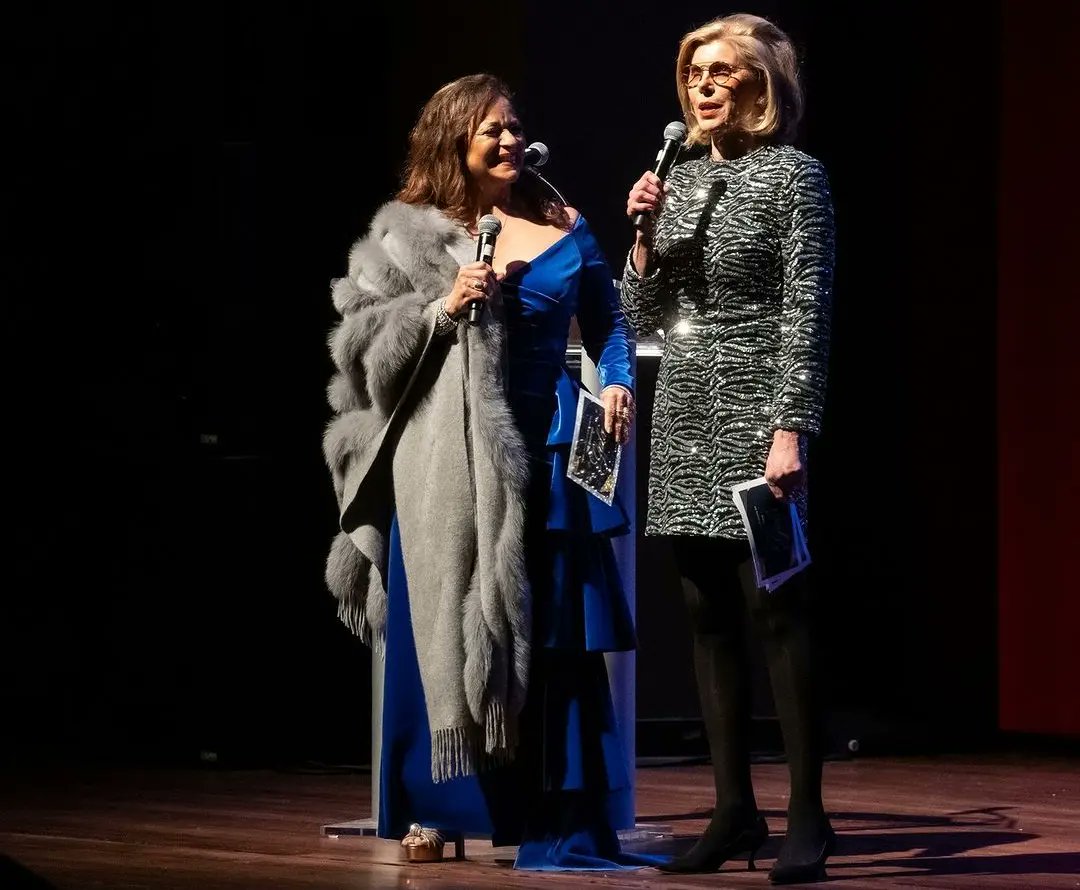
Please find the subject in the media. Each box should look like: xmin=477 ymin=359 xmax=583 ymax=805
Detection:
xmin=673 ymin=536 xmax=828 ymax=846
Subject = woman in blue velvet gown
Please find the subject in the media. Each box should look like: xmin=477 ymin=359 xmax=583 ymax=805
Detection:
xmin=371 ymin=75 xmax=659 ymax=871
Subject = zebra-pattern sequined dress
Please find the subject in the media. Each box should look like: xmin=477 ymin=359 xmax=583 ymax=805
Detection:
xmin=621 ymin=143 xmax=834 ymax=539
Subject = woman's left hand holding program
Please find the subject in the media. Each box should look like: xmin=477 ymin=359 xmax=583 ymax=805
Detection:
xmin=764 ymin=429 xmax=805 ymax=500
xmin=602 ymin=386 xmax=635 ymax=445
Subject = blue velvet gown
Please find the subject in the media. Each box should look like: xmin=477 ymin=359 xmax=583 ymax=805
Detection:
xmin=378 ymin=216 xmax=661 ymax=870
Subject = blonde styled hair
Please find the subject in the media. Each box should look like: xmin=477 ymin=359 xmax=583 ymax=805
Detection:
xmin=675 ymin=13 xmax=803 ymax=146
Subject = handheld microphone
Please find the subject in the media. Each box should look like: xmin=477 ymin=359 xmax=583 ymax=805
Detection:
xmin=523 ymin=142 xmax=549 ymax=168
xmin=631 ymin=121 xmax=687 ymax=230
xmin=469 ymin=214 xmax=502 ymax=326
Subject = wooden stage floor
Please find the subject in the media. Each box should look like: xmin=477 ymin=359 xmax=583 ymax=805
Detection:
xmin=1 ymin=754 xmax=1077 ymax=888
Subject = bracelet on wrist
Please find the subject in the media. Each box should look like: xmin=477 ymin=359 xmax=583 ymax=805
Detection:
xmin=434 ymin=300 xmax=459 ymax=336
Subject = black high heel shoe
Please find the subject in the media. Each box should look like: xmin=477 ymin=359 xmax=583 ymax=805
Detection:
xmin=768 ymin=828 xmax=836 ymax=884
xmin=659 ymin=814 xmax=769 ymax=874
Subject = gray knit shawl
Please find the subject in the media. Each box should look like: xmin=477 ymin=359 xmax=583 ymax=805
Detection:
xmin=322 ymin=201 xmax=531 ymax=782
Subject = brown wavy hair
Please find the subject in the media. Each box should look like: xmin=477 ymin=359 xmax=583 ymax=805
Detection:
xmin=397 ymin=74 xmax=569 ymax=230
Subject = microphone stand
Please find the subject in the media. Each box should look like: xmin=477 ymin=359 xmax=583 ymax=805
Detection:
xmin=526 ymin=166 xmax=567 ymax=206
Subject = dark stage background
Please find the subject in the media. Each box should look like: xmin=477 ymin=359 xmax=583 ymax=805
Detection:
xmin=2 ymin=1 xmax=1071 ymax=770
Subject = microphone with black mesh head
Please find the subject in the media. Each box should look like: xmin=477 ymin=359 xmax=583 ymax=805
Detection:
xmin=631 ymin=121 xmax=687 ymax=230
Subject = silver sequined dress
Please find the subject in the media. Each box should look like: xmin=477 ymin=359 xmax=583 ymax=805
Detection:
xmin=621 ymin=143 xmax=834 ymax=539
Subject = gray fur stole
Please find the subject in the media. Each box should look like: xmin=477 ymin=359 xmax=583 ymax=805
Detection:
xmin=322 ymin=201 xmax=531 ymax=782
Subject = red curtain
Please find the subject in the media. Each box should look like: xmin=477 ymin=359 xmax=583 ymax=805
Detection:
xmin=997 ymin=2 xmax=1080 ymax=735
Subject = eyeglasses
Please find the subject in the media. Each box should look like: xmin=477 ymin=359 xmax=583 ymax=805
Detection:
xmin=682 ymin=62 xmax=741 ymax=88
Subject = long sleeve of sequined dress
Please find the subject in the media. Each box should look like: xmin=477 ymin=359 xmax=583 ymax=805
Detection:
xmin=771 ymin=157 xmax=834 ymax=435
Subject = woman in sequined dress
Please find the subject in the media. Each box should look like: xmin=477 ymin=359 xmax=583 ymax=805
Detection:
xmin=620 ymin=13 xmax=836 ymax=885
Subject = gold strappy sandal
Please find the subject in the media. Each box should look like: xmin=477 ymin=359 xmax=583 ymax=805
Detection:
xmin=400 ymin=823 xmax=465 ymax=862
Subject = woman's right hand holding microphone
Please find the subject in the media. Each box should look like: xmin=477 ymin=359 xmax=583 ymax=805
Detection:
xmin=443 ymin=261 xmax=497 ymax=319
xmin=627 ymin=171 xmax=665 ymax=276
xmin=627 ymin=171 xmax=665 ymax=225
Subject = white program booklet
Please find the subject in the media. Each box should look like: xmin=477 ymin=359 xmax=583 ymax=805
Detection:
xmin=731 ymin=477 xmax=811 ymax=592
xmin=566 ymin=388 xmax=623 ymax=506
